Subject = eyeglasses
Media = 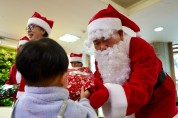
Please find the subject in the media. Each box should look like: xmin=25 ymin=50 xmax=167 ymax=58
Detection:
xmin=26 ymin=24 xmax=41 ymax=31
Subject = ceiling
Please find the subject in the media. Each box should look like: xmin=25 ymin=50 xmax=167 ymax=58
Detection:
xmin=0 ymin=0 xmax=178 ymax=55
xmin=111 ymin=0 xmax=143 ymax=8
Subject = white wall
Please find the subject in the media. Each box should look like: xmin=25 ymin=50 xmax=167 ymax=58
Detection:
xmin=0 ymin=107 xmax=12 ymax=118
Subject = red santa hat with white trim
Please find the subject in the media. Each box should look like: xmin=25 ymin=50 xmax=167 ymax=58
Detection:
xmin=18 ymin=36 xmax=29 ymax=48
xmin=86 ymin=4 xmax=140 ymax=47
xmin=27 ymin=12 xmax=54 ymax=35
xmin=69 ymin=53 xmax=83 ymax=63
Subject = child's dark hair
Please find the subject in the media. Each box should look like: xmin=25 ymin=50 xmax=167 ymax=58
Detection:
xmin=16 ymin=38 xmax=69 ymax=86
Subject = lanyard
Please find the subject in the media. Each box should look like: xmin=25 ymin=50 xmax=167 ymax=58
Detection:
xmin=57 ymin=100 xmax=68 ymax=118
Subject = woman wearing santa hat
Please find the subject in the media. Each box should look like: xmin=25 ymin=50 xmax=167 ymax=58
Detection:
xmin=87 ymin=4 xmax=178 ymax=118
xmin=26 ymin=12 xmax=54 ymax=40
xmin=0 ymin=36 xmax=29 ymax=103
xmin=67 ymin=52 xmax=95 ymax=101
xmin=69 ymin=53 xmax=83 ymax=67
xmin=17 ymin=12 xmax=54 ymax=98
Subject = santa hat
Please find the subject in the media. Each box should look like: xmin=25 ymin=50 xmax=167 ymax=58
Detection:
xmin=87 ymin=4 xmax=140 ymax=46
xmin=18 ymin=36 xmax=29 ymax=47
xmin=69 ymin=53 xmax=82 ymax=63
xmin=27 ymin=12 xmax=54 ymax=35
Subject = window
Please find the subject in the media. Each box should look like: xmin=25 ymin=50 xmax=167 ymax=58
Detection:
xmin=90 ymin=55 xmax=104 ymax=118
xmin=173 ymin=44 xmax=178 ymax=95
xmin=174 ymin=54 xmax=178 ymax=81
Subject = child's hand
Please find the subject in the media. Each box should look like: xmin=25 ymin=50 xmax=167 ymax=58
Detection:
xmin=80 ymin=86 xmax=90 ymax=99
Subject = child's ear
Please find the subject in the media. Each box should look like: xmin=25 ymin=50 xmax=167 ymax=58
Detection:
xmin=61 ymin=72 xmax=68 ymax=88
xmin=55 ymin=72 xmax=67 ymax=87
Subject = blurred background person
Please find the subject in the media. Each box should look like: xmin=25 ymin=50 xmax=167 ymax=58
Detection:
xmin=0 ymin=36 xmax=29 ymax=103
xmin=70 ymin=53 xmax=83 ymax=67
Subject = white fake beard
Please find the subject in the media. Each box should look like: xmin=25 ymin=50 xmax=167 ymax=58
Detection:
xmin=94 ymin=40 xmax=131 ymax=85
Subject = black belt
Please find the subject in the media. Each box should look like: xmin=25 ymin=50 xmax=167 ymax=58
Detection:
xmin=154 ymin=69 xmax=166 ymax=89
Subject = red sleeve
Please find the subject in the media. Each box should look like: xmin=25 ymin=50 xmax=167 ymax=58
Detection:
xmin=18 ymin=78 xmax=25 ymax=92
xmin=123 ymin=37 xmax=162 ymax=115
xmin=16 ymin=78 xmax=25 ymax=98
xmin=94 ymin=61 xmax=103 ymax=83
xmin=5 ymin=64 xmax=17 ymax=84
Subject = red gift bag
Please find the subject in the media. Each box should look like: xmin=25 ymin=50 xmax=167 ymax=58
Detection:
xmin=67 ymin=67 xmax=95 ymax=101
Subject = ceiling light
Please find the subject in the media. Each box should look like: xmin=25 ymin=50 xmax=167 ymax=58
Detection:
xmin=154 ymin=27 xmax=163 ymax=32
xmin=59 ymin=34 xmax=80 ymax=42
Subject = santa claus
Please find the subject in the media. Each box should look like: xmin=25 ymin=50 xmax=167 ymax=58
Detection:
xmin=87 ymin=4 xmax=178 ymax=118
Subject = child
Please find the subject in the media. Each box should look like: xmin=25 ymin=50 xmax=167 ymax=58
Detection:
xmin=11 ymin=38 xmax=97 ymax=118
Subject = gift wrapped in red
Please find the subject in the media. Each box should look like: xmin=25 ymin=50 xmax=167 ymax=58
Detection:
xmin=67 ymin=67 xmax=95 ymax=101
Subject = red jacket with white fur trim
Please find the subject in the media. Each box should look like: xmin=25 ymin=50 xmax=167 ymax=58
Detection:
xmin=5 ymin=64 xmax=23 ymax=102
xmin=94 ymin=37 xmax=177 ymax=118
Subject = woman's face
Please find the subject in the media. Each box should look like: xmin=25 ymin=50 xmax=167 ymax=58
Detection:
xmin=26 ymin=24 xmax=46 ymax=40
xmin=71 ymin=62 xmax=83 ymax=67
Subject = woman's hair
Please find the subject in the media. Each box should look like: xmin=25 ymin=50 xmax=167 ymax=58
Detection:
xmin=43 ymin=32 xmax=48 ymax=37
xmin=38 ymin=26 xmax=48 ymax=37
xmin=16 ymin=38 xmax=69 ymax=86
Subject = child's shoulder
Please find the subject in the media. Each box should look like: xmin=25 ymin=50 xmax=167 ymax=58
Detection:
xmin=65 ymin=99 xmax=87 ymax=112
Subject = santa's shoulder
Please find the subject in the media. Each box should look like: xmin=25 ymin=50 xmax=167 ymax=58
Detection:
xmin=130 ymin=37 xmax=152 ymax=48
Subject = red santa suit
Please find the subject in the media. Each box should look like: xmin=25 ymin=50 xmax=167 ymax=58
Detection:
xmin=87 ymin=4 xmax=178 ymax=118
xmin=16 ymin=78 xmax=25 ymax=98
xmin=5 ymin=65 xmax=22 ymax=85
xmin=5 ymin=64 xmax=23 ymax=102
xmin=94 ymin=36 xmax=177 ymax=118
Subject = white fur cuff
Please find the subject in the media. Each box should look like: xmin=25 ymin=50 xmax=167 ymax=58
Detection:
xmin=104 ymin=83 xmax=128 ymax=118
